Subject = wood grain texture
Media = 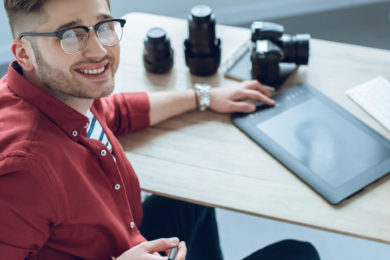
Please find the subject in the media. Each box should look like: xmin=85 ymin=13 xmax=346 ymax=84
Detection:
xmin=115 ymin=12 xmax=390 ymax=244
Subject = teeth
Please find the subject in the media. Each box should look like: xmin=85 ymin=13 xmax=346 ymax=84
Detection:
xmin=81 ymin=66 xmax=105 ymax=75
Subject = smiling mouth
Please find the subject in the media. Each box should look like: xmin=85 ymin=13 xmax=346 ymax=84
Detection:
xmin=75 ymin=64 xmax=109 ymax=79
xmin=81 ymin=66 xmax=106 ymax=75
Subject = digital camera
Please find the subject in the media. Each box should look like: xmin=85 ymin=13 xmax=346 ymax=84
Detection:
xmin=250 ymin=21 xmax=310 ymax=85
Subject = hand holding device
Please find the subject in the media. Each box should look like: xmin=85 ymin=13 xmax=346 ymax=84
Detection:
xmin=115 ymin=237 xmax=186 ymax=260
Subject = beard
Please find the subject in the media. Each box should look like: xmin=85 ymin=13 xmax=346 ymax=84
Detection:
xmin=31 ymin=42 xmax=117 ymax=102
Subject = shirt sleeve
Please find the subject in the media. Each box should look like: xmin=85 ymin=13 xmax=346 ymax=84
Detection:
xmin=95 ymin=92 xmax=151 ymax=136
xmin=0 ymin=154 xmax=59 ymax=259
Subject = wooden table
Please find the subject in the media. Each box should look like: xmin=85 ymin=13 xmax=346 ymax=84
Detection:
xmin=114 ymin=12 xmax=390 ymax=244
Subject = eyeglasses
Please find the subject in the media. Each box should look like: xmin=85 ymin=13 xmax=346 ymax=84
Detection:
xmin=18 ymin=18 xmax=126 ymax=54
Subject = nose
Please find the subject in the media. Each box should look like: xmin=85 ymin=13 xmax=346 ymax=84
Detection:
xmin=82 ymin=30 xmax=107 ymax=59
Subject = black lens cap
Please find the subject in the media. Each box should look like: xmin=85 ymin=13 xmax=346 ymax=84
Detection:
xmin=146 ymin=27 xmax=166 ymax=43
xmin=191 ymin=5 xmax=212 ymax=22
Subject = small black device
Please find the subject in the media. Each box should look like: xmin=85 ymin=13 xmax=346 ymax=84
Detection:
xmin=143 ymin=27 xmax=174 ymax=73
xmin=232 ymin=83 xmax=390 ymax=205
xmin=168 ymin=246 xmax=178 ymax=260
xmin=250 ymin=21 xmax=310 ymax=85
xmin=184 ymin=5 xmax=221 ymax=76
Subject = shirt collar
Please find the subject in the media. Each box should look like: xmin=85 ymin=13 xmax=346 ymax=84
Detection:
xmin=7 ymin=61 xmax=90 ymax=140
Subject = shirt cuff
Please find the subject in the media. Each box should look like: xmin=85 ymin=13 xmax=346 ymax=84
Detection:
xmin=120 ymin=92 xmax=150 ymax=132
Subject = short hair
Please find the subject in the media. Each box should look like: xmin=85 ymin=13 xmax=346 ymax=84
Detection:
xmin=4 ymin=0 xmax=111 ymax=39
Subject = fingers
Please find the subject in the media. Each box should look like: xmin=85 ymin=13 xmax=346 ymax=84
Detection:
xmin=242 ymin=80 xmax=273 ymax=97
xmin=140 ymin=237 xmax=180 ymax=253
xmin=174 ymin=241 xmax=187 ymax=260
xmin=229 ymin=101 xmax=257 ymax=113
xmin=236 ymin=80 xmax=275 ymax=106
xmin=209 ymin=80 xmax=275 ymax=114
xmin=237 ymin=88 xmax=275 ymax=106
xmin=234 ymin=89 xmax=275 ymax=106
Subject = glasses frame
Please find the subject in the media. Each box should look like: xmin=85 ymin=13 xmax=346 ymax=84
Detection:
xmin=18 ymin=18 xmax=126 ymax=54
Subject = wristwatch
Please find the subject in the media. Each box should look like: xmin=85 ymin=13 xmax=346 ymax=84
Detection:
xmin=194 ymin=83 xmax=211 ymax=111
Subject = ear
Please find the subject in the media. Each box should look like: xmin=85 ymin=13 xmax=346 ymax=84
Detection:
xmin=11 ymin=39 xmax=36 ymax=72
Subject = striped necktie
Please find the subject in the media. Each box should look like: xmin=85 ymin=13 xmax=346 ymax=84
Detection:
xmin=86 ymin=110 xmax=113 ymax=154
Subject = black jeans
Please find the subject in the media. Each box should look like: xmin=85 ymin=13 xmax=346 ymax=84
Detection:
xmin=140 ymin=195 xmax=320 ymax=260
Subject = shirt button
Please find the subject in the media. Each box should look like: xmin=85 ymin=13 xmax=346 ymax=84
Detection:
xmin=114 ymin=184 xmax=121 ymax=190
xmin=72 ymin=130 xmax=78 ymax=137
xmin=130 ymin=221 xmax=135 ymax=229
xmin=101 ymin=149 xmax=107 ymax=156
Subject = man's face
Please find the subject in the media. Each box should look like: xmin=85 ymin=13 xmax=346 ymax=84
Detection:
xmin=29 ymin=0 xmax=119 ymax=101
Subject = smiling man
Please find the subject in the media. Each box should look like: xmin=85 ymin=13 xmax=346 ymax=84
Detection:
xmin=0 ymin=0 xmax=321 ymax=259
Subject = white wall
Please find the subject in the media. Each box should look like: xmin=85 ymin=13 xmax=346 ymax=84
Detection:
xmin=0 ymin=0 xmax=388 ymax=56
xmin=110 ymin=0 xmax=389 ymax=25
xmin=0 ymin=6 xmax=13 ymax=61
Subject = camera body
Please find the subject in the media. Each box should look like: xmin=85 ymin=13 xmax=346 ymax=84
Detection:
xmin=250 ymin=21 xmax=310 ymax=85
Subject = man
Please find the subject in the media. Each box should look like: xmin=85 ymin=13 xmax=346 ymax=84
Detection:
xmin=0 ymin=0 xmax=320 ymax=259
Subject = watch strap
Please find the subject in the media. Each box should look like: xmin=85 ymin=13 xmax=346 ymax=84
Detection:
xmin=194 ymin=83 xmax=211 ymax=111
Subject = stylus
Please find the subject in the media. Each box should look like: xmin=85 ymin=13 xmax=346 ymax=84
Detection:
xmin=168 ymin=246 xmax=178 ymax=260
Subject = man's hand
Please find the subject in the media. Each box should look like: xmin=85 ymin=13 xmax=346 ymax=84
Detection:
xmin=117 ymin=238 xmax=186 ymax=260
xmin=148 ymin=80 xmax=274 ymax=125
xmin=209 ymin=80 xmax=275 ymax=113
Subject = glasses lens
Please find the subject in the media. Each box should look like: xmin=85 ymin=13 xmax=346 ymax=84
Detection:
xmin=61 ymin=28 xmax=88 ymax=54
xmin=97 ymin=21 xmax=123 ymax=46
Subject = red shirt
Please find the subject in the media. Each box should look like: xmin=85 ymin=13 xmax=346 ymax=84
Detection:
xmin=0 ymin=62 xmax=150 ymax=259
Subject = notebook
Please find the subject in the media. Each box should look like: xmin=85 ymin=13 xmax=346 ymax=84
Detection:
xmin=346 ymin=76 xmax=390 ymax=132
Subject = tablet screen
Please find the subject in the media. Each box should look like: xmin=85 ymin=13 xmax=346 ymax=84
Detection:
xmin=256 ymin=98 xmax=390 ymax=188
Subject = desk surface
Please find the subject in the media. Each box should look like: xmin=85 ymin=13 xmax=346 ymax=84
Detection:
xmin=115 ymin=12 xmax=390 ymax=244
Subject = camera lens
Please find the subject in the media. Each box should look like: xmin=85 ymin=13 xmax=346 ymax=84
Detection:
xmin=143 ymin=27 xmax=174 ymax=73
xmin=278 ymin=33 xmax=310 ymax=65
xmin=188 ymin=5 xmax=215 ymax=55
xmin=184 ymin=5 xmax=221 ymax=76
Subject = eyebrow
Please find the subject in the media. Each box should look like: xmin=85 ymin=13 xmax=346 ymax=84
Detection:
xmin=55 ymin=19 xmax=83 ymax=32
xmin=54 ymin=14 xmax=113 ymax=32
xmin=97 ymin=14 xmax=113 ymax=21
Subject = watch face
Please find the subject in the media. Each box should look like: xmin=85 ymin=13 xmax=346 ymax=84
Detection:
xmin=195 ymin=83 xmax=210 ymax=90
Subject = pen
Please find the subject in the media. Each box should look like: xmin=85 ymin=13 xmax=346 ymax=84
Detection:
xmin=168 ymin=246 xmax=178 ymax=260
